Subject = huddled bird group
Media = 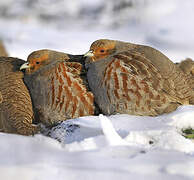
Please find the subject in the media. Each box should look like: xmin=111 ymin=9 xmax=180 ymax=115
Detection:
xmin=0 ymin=39 xmax=194 ymax=136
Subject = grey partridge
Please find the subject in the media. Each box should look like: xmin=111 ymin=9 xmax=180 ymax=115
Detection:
xmin=0 ymin=40 xmax=8 ymax=57
xmin=20 ymin=49 xmax=96 ymax=126
xmin=0 ymin=57 xmax=39 ymax=135
xmin=84 ymin=39 xmax=193 ymax=116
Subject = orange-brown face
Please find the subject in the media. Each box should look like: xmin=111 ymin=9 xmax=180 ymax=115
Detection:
xmin=20 ymin=51 xmax=49 ymax=74
xmin=84 ymin=39 xmax=116 ymax=62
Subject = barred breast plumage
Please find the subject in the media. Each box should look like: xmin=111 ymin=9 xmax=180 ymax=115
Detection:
xmin=20 ymin=49 xmax=96 ymax=126
xmin=0 ymin=57 xmax=39 ymax=135
xmin=84 ymin=39 xmax=193 ymax=116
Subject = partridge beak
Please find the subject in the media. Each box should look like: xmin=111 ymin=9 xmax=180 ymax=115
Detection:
xmin=84 ymin=50 xmax=94 ymax=57
xmin=20 ymin=62 xmax=30 ymax=70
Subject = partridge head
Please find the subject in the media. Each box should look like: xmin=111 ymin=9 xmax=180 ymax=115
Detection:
xmin=84 ymin=39 xmax=193 ymax=116
xmin=84 ymin=39 xmax=116 ymax=62
xmin=20 ymin=49 xmax=96 ymax=126
xmin=0 ymin=57 xmax=39 ymax=135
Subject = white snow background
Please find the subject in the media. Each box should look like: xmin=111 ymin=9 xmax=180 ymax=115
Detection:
xmin=0 ymin=0 xmax=194 ymax=179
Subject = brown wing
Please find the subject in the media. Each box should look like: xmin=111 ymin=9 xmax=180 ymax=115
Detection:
xmin=0 ymin=57 xmax=39 ymax=135
xmin=95 ymin=51 xmax=180 ymax=116
xmin=131 ymin=45 xmax=192 ymax=104
xmin=27 ymin=61 xmax=95 ymax=126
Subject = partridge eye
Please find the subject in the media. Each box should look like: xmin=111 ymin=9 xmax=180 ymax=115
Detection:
xmin=100 ymin=49 xmax=105 ymax=53
xmin=36 ymin=61 xmax=40 ymax=64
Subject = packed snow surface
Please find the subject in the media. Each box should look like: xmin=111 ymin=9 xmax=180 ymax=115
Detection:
xmin=1 ymin=106 xmax=194 ymax=180
xmin=0 ymin=0 xmax=194 ymax=179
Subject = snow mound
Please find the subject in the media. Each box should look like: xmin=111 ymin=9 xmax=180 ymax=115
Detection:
xmin=42 ymin=106 xmax=194 ymax=154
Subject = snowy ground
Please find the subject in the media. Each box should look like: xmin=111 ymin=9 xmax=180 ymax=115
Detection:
xmin=0 ymin=0 xmax=194 ymax=180
xmin=1 ymin=107 xmax=194 ymax=180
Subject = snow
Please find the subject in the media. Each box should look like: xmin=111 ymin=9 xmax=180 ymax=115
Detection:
xmin=0 ymin=0 xmax=194 ymax=179
xmin=2 ymin=108 xmax=194 ymax=180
